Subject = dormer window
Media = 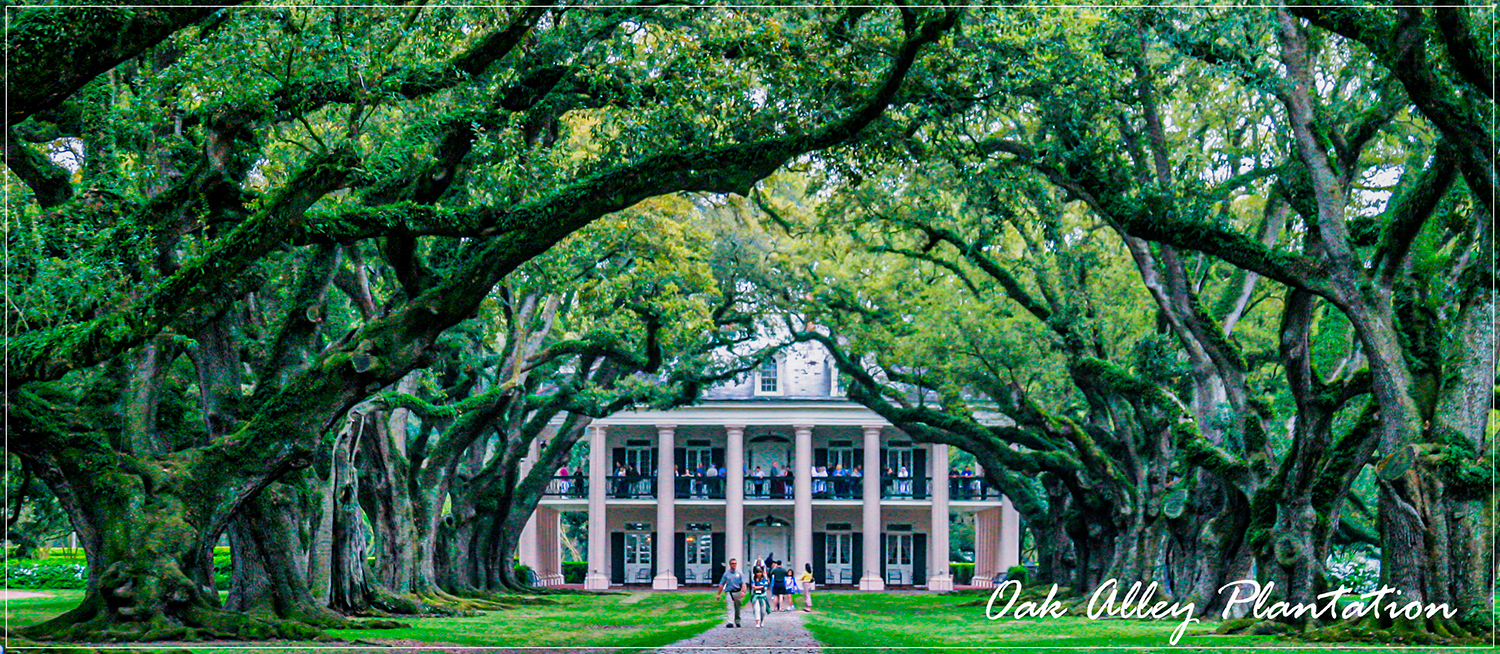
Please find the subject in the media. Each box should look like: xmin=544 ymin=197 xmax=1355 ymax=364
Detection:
xmin=829 ymin=362 xmax=844 ymax=397
xmin=755 ymin=357 xmax=783 ymax=396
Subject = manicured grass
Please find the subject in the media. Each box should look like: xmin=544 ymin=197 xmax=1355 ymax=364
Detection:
xmin=3 ymin=589 xmax=720 ymax=650
xmin=5 ymin=589 xmax=1492 ymax=651
xmin=2 ymin=589 xmax=86 ymax=629
xmin=802 ymin=590 xmax=1491 ymax=653
xmin=327 ymin=591 xmax=722 ymax=649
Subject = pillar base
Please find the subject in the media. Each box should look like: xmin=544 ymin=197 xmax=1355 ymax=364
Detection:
xmin=652 ymin=573 xmax=680 ymax=590
xmin=539 ymin=573 xmax=565 ymax=587
xmin=583 ymin=573 xmax=611 ymax=590
xmin=858 ymin=574 xmax=886 ymax=591
xmin=970 ymin=574 xmax=996 ymax=589
xmin=927 ymin=574 xmax=954 ymax=591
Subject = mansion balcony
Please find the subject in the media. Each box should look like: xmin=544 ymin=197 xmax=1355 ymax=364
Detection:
xmin=542 ymin=474 xmax=1006 ymax=502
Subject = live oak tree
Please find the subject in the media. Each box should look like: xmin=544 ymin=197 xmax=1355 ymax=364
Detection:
xmin=748 ymin=5 xmax=1492 ymax=639
xmin=348 ymin=200 xmax=768 ymax=600
xmin=4 ymin=3 xmax=958 ymax=640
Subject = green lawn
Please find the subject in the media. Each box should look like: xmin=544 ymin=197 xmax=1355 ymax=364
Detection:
xmin=4 ymin=589 xmax=1493 ymax=651
xmin=324 ymin=591 xmax=722 ymax=649
xmin=4 ymin=589 xmax=721 ymax=650
xmin=802 ymin=590 xmax=1493 ymax=653
xmin=3 ymin=589 xmax=87 ymax=629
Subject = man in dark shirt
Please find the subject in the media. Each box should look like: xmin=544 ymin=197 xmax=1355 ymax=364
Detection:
xmin=716 ymin=559 xmax=744 ymax=628
xmin=769 ymin=560 xmax=790 ymax=612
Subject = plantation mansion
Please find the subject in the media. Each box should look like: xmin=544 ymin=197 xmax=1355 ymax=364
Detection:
xmin=518 ymin=342 xmax=1022 ymax=591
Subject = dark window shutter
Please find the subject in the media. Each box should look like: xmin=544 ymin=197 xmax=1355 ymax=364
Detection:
xmin=879 ymin=534 xmax=888 ymax=582
xmin=675 ymin=532 xmax=686 ymax=584
xmin=914 ymin=533 xmax=927 ymax=586
xmin=675 ymin=447 xmax=687 ymax=473
xmin=613 ymin=448 xmax=626 ymax=470
xmin=851 ymin=532 xmax=863 ymax=584
xmin=815 ymin=448 xmax=828 ymax=468
xmin=651 ymin=532 xmax=659 ymax=578
xmin=711 ymin=447 xmax=725 ymax=469
xmin=712 ymin=532 xmax=725 ymax=583
xmin=812 ymin=533 xmax=827 ymax=584
xmin=913 ymin=448 xmax=927 ymax=499
xmin=611 ymin=532 xmax=625 ymax=585
xmin=880 ymin=448 xmax=888 ymax=472
xmin=853 ymin=448 xmax=864 ymax=471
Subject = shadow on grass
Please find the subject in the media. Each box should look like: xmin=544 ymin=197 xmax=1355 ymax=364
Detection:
xmin=3 ymin=589 xmax=721 ymax=651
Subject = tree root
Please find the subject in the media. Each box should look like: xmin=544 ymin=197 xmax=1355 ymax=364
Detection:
xmin=339 ymin=618 xmax=414 ymax=630
xmin=21 ymin=602 xmax=330 ymax=643
xmin=1215 ymin=618 xmax=1297 ymax=636
xmin=411 ymin=589 xmax=513 ymax=612
xmin=1217 ymin=612 xmax=1485 ymax=645
xmin=454 ymin=587 xmax=565 ymax=606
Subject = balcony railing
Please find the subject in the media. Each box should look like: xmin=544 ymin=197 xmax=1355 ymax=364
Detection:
xmin=744 ymin=476 xmax=795 ymax=499
xmin=674 ymin=476 xmax=726 ymax=499
xmin=563 ymin=472 xmax=1002 ymax=502
xmin=608 ymin=474 xmax=658 ymax=499
xmin=946 ymin=475 xmax=1003 ymax=501
xmin=812 ymin=476 xmax=863 ymax=499
xmin=543 ymin=475 xmax=588 ymax=498
xmin=881 ymin=476 xmax=929 ymax=500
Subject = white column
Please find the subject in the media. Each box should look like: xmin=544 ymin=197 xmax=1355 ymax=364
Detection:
xmin=584 ymin=425 xmax=610 ymax=589
xmin=793 ymin=424 xmax=814 ymax=570
xmin=928 ymin=443 xmax=952 ymax=590
xmin=726 ymin=424 xmax=746 ymax=568
xmin=999 ymin=496 xmax=1022 ymax=571
xmin=537 ymin=506 xmax=565 ymax=585
xmin=518 ymin=439 xmax=541 ymax=573
xmin=653 ymin=424 xmax=679 ymax=589
xmin=859 ymin=425 xmax=885 ymax=590
xmin=972 ymin=506 xmax=1001 ymax=588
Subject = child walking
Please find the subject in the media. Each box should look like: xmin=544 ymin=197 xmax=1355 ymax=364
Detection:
xmin=749 ymin=568 xmax=772 ymax=628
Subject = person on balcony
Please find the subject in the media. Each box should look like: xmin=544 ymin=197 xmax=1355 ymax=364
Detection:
xmin=897 ymin=465 xmax=911 ymax=495
xmin=613 ymin=463 xmax=629 ymax=498
xmin=677 ymin=465 xmax=692 ymax=498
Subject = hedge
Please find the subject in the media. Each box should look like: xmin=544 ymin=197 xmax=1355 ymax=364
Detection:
xmin=4 ymin=550 xmax=234 ymax=590
xmin=951 ymin=562 xmax=975 ymax=584
xmin=4 ymin=561 xmax=87 ymax=589
xmin=563 ymin=560 xmax=587 ymax=583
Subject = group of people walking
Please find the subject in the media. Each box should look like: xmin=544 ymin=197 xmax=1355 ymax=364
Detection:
xmin=715 ymin=558 xmax=814 ymax=628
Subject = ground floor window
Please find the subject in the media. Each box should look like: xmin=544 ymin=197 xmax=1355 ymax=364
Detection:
xmin=825 ymin=531 xmax=853 ymax=584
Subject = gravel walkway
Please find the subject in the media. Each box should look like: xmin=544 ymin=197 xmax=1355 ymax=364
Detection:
xmin=654 ymin=607 xmax=822 ymax=654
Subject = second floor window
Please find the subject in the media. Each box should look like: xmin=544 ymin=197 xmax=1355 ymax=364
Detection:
xmin=757 ymin=358 xmax=780 ymax=394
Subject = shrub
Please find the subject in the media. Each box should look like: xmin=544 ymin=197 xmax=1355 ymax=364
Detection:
xmin=215 ymin=551 xmax=233 ymax=589
xmin=515 ymin=563 xmax=534 ymax=584
xmin=950 ymin=562 xmax=975 ymax=584
xmin=1005 ymin=565 xmax=1029 ymax=586
xmin=1325 ymin=546 xmax=1378 ymax=593
xmin=563 ymin=560 xmax=587 ymax=584
xmin=5 ymin=561 xmax=87 ymax=589
xmin=4 ymin=549 xmax=234 ymax=590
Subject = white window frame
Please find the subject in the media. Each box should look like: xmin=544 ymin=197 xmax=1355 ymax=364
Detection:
xmin=754 ymin=355 xmax=784 ymax=397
